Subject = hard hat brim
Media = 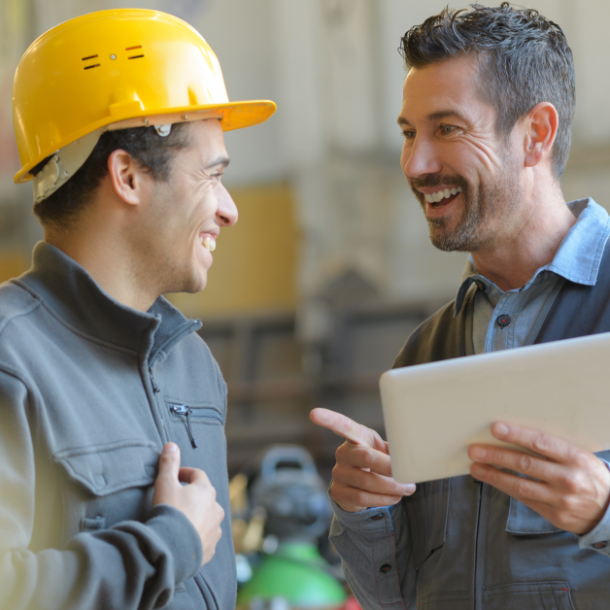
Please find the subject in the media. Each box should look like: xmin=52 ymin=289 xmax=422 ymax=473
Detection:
xmin=14 ymin=99 xmax=276 ymax=184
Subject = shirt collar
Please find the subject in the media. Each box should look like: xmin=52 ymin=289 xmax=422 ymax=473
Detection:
xmin=454 ymin=198 xmax=610 ymax=315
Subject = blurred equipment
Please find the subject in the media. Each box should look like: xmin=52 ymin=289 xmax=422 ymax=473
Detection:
xmin=233 ymin=445 xmax=346 ymax=609
xmin=250 ymin=445 xmax=332 ymax=541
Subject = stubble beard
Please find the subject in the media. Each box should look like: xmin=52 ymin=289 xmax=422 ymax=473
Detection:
xmin=411 ymin=154 xmax=520 ymax=253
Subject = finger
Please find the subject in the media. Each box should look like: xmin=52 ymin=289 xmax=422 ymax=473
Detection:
xmin=333 ymin=465 xmax=414 ymax=497
xmin=331 ymin=481 xmax=405 ymax=510
xmin=469 ymin=444 xmax=561 ymax=483
xmin=337 ymin=443 xmax=393 ymax=477
xmin=310 ymin=408 xmax=385 ymax=449
xmin=157 ymin=443 xmax=181 ymax=481
xmin=490 ymin=422 xmax=583 ymax=464
xmin=178 ymin=467 xmax=211 ymax=485
xmin=470 ymin=462 xmax=556 ymax=505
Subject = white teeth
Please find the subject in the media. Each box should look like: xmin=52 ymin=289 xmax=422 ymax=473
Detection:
xmin=202 ymin=236 xmax=216 ymax=252
xmin=423 ymin=186 xmax=462 ymax=204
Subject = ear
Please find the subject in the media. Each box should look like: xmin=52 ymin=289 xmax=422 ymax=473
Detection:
xmin=522 ymin=102 xmax=559 ymax=169
xmin=107 ymin=149 xmax=151 ymax=206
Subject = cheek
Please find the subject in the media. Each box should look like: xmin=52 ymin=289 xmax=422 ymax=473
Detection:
xmin=459 ymin=136 xmax=503 ymax=174
xmin=198 ymin=185 xmax=219 ymax=216
xmin=400 ymin=144 xmax=410 ymax=174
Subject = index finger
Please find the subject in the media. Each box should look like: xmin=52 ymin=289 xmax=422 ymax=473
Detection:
xmin=490 ymin=421 xmax=582 ymax=464
xmin=310 ymin=408 xmax=383 ymax=449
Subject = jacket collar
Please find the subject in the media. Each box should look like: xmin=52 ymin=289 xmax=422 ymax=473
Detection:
xmin=15 ymin=242 xmax=201 ymax=363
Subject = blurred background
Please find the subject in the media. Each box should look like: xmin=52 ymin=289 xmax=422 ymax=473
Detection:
xmin=2 ymin=0 xmax=609 ymax=605
xmin=2 ymin=0 xmax=610 ymax=477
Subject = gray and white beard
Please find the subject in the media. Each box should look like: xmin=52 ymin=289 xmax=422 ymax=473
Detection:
xmin=411 ymin=152 xmax=521 ymax=253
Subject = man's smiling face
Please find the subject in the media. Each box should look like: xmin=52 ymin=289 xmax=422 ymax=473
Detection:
xmin=398 ymin=54 xmax=522 ymax=252
xmin=140 ymin=119 xmax=238 ymax=296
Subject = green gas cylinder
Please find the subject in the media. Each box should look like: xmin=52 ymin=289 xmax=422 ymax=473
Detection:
xmin=237 ymin=542 xmax=346 ymax=609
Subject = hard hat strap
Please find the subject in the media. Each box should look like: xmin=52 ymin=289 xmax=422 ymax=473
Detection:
xmin=33 ymin=127 xmax=105 ymax=203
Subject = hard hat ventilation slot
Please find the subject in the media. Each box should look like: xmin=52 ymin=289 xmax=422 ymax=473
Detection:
xmin=82 ymin=54 xmax=101 ymax=69
xmin=126 ymin=45 xmax=144 ymax=60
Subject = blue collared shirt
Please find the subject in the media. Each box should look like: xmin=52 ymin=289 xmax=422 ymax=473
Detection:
xmin=456 ymin=198 xmax=610 ymax=354
xmin=455 ymin=197 xmax=610 ymax=555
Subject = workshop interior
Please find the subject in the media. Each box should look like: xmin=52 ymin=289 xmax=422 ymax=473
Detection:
xmin=1 ymin=0 xmax=609 ymax=607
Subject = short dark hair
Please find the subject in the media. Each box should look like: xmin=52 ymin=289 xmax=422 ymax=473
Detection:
xmin=400 ymin=3 xmax=575 ymax=178
xmin=32 ymin=122 xmax=190 ymax=228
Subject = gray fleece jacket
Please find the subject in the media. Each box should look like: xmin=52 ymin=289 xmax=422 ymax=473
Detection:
xmin=0 ymin=242 xmax=236 ymax=610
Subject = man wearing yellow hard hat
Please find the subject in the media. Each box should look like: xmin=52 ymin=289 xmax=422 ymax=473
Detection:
xmin=1 ymin=9 xmax=275 ymax=610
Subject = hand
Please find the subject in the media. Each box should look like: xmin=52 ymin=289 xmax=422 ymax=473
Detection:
xmin=469 ymin=422 xmax=610 ymax=534
xmin=153 ymin=443 xmax=225 ymax=565
xmin=310 ymin=408 xmax=416 ymax=513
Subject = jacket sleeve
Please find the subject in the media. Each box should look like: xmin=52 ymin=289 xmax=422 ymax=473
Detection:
xmin=328 ymin=497 xmax=416 ymax=610
xmin=0 ymin=369 xmax=203 ymax=610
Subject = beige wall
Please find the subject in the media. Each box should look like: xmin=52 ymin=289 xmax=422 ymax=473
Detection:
xmin=168 ymin=183 xmax=298 ymax=318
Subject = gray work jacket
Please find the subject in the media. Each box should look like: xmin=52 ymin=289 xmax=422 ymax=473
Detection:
xmin=330 ymin=238 xmax=610 ymax=609
xmin=0 ymin=242 xmax=236 ymax=610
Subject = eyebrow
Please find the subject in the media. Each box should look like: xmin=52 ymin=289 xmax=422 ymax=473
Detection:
xmin=397 ymin=109 xmax=469 ymax=127
xmin=205 ymin=155 xmax=230 ymax=170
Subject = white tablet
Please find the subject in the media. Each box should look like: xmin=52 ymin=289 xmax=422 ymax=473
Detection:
xmin=379 ymin=332 xmax=610 ymax=484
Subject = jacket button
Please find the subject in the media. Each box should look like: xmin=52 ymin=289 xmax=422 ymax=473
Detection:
xmin=593 ymin=541 xmax=608 ymax=549
xmin=496 ymin=314 xmax=511 ymax=328
xmin=379 ymin=564 xmax=392 ymax=573
xmin=369 ymin=513 xmax=384 ymax=521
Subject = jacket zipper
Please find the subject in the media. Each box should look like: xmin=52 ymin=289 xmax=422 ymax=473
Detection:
xmin=148 ymin=367 xmax=160 ymax=393
xmin=169 ymin=404 xmax=198 ymax=448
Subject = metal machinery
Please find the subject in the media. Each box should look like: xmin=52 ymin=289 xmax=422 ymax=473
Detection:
xmin=232 ymin=445 xmax=347 ymax=609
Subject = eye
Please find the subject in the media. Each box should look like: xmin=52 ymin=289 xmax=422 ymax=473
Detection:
xmin=441 ymin=124 xmax=457 ymax=135
xmin=401 ymin=130 xmax=416 ymax=140
xmin=203 ymin=169 xmax=224 ymax=182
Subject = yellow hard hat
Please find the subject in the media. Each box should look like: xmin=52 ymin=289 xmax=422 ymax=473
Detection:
xmin=12 ymin=8 xmax=276 ymax=199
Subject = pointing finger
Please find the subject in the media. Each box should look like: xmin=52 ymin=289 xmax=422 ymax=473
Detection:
xmin=310 ymin=408 xmax=386 ymax=450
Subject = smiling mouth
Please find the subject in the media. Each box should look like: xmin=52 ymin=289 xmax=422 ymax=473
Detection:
xmin=424 ymin=186 xmax=462 ymax=208
xmin=201 ymin=235 xmax=216 ymax=252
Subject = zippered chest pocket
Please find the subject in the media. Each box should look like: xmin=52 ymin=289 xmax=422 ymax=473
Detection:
xmin=167 ymin=403 xmax=224 ymax=449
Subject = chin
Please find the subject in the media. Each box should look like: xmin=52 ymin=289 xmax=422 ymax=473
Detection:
xmin=185 ymin=271 xmax=209 ymax=294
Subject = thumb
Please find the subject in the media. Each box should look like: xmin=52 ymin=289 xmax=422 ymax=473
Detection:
xmin=157 ymin=442 xmax=181 ymax=481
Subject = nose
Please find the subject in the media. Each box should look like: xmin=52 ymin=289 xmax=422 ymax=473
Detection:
xmin=216 ymin=183 xmax=238 ymax=227
xmin=401 ymin=136 xmax=442 ymax=180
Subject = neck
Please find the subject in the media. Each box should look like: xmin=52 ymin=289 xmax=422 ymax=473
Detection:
xmin=45 ymin=217 xmax=158 ymax=313
xmin=470 ymin=180 xmax=575 ymax=292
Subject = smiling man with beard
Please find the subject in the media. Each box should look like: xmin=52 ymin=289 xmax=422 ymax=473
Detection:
xmin=311 ymin=3 xmax=610 ymax=609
